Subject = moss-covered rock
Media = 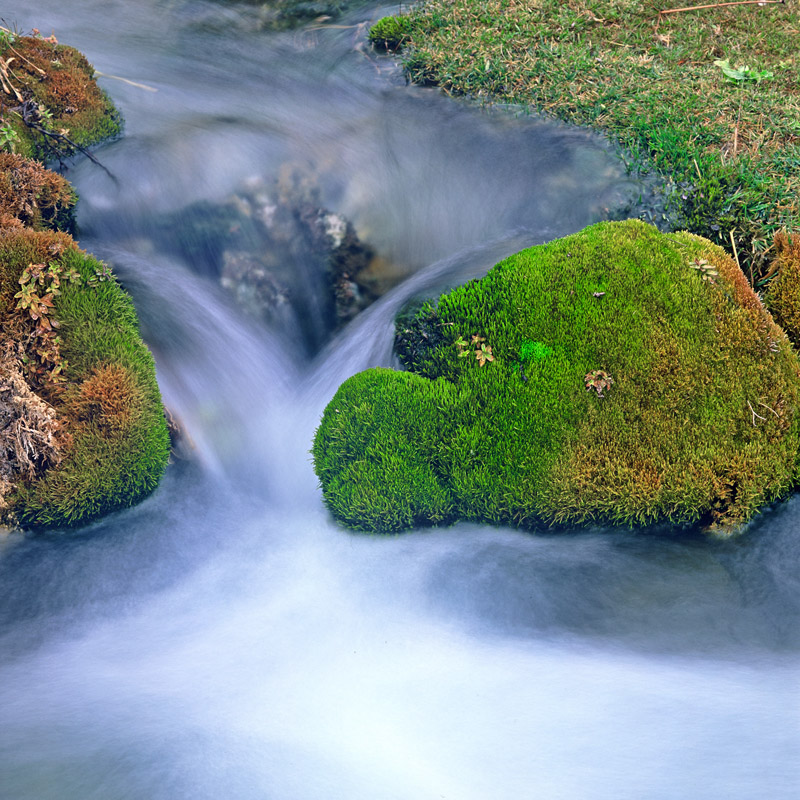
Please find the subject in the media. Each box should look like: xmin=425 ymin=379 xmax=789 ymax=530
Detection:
xmin=0 ymin=32 xmax=122 ymax=162
xmin=0 ymin=33 xmax=168 ymax=530
xmin=314 ymin=220 xmax=800 ymax=534
xmin=0 ymin=226 xmax=170 ymax=528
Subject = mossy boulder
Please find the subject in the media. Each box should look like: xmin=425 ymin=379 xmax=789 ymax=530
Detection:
xmin=0 ymin=33 xmax=122 ymax=162
xmin=314 ymin=220 xmax=800 ymax=534
xmin=0 ymin=225 xmax=170 ymax=528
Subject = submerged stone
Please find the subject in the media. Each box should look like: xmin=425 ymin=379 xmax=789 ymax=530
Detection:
xmin=314 ymin=220 xmax=800 ymax=534
xmin=156 ymin=170 xmax=384 ymax=351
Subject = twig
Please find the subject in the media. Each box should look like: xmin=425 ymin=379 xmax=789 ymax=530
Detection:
xmin=14 ymin=106 xmax=117 ymax=183
xmin=6 ymin=43 xmax=46 ymax=77
xmin=693 ymin=157 xmax=702 ymax=179
xmin=94 ymin=71 xmax=158 ymax=92
xmin=758 ymin=401 xmax=779 ymax=417
xmin=660 ymin=1 xmax=785 ymax=15
xmin=748 ymin=400 xmax=765 ymax=425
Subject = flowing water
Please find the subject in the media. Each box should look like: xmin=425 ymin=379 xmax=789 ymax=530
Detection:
xmin=1 ymin=2 xmax=799 ymax=798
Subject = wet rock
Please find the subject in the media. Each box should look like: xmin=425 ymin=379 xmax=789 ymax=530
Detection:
xmin=220 ymin=250 xmax=291 ymax=324
xmin=158 ymin=167 xmax=385 ymax=352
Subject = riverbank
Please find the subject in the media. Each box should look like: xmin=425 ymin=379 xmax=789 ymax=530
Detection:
xmin=0 ymin=28 xmax=169 ymax=529
xmin=380 ymin=0 xmax=799 ymax=284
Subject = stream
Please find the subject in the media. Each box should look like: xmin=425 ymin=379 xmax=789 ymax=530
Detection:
xmin=1 ymin=1 xmax=799 ymax=798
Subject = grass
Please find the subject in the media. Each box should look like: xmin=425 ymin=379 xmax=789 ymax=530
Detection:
xmin=0 ymin=227 xmax=170 ymax=528
xmin=379 ymin=0 xmax=800 ymax=283
xmin=314 ymin=220 xmax=800 ymax=533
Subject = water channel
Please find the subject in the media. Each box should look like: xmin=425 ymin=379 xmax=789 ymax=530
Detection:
xmin=1 ymin=1 xmax=798 ymax=797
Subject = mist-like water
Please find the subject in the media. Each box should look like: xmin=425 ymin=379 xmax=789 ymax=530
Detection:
xmin=1 ymin=2 xmax=799 ymax=798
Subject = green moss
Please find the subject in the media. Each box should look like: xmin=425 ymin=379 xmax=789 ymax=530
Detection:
xmin=0 ymin=228 xmax=169 ymax=528
xmin=368 ymin=16 xmax=413 ymax=51
xmin=314 ymin=220 xmax=800 ymax=534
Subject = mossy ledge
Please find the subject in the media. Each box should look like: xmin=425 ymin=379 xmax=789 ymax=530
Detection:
xmin=314 ymin=220 xmax=800 ymax=534
xmin=0 ymin=31 xmax=122 ymax=162
xmin=0 ymin=32 xmax=169 ymax=530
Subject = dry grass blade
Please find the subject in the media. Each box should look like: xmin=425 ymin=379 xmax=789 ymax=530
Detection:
xmin=0 ymin=57 xmax=22 ymax=101
xmin=660 ymin=0 xmax=785 ymax=14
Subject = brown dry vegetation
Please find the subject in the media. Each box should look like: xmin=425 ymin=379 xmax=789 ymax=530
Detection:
xmin=1 ymin=32 xmax=122 ymax=161
xmin=765 ymin=231 xmax=800 ymax=347
xmin=0 ymin=152 xmax=75 ymax=231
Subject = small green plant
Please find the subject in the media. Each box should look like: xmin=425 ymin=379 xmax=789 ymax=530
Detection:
xmin=454 ymin=333 xmax=494 ymax=365
xmin=12 ymin=261 xmax=74 ymax=387
xmin=714 ymin=59 xmax=773 ymax=84
xmin=0 ymin=122 xmax=19 ymax=153
xmin=0 ymin=26 xmax=17 ymax=50
xmin=86 ymin=263 xmax=115 ymax=287
xmin=476 ymin=341 xmax=494 ymax=366
xmin=584 ymin=369 xmax=614 ymax=398
xmin=455 ymin=335 xmax=470 ymax=357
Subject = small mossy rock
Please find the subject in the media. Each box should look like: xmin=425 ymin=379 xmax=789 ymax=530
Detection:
xmin=368 ymin=16 xmax=412 ymax=51
xmin=0 ymin=226 xmax=169 ymax=528
xmin=0 ymin=153 xmax=76 ymax=232
xmin=765 ymin=231 xmax=800 ymax=349
xmin=314 ymin=220 xmax=800 ymax=534
xmin=0 ymin=34 xmax=122 ymax=162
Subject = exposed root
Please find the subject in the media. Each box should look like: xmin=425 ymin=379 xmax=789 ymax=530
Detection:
xmin=0 ymin=347 xmax=62 ymax=522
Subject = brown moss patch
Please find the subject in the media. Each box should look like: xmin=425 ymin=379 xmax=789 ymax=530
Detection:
xmin=765 ymin=231 xmax=800 ymax=348
xmin=0 ymin=34 xmax=122 ymax=161
xmin=0 ymin=152 xmax=75 ymax=231
xmin=65 ymin=363 xmax=141 ymax=435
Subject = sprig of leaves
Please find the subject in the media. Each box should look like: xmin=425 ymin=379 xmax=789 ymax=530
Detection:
xmin=585 ymin=369 xmax=614 ymax=398
xmin=476 ymin=342 xmax=494 ymax=366
xmin=714 ymin=59 xmax=773 ymax=84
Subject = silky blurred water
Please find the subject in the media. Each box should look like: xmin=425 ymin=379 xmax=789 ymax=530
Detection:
xmin=1 ymin=2 xmax=798 ymax=798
